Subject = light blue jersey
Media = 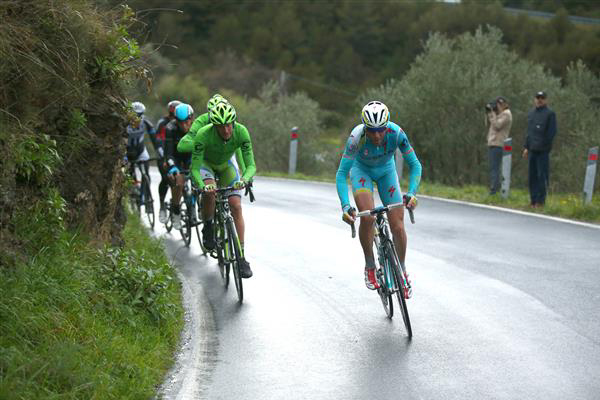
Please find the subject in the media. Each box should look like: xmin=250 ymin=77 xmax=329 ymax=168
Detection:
xmin=335 ymin=122 xmax=422 ymax=210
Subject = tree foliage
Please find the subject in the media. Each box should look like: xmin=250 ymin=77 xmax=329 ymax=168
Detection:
xmin=242 ymin=82 xmax=327 ymax=175
xmin=114 ymin=0 xmax=599 ymax=115
xmin=363 ymin=27 xmax=599 ymax=192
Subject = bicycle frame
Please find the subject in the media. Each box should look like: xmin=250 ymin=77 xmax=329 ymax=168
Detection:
xmin=351 ymin=202 xmax=413 ymax=336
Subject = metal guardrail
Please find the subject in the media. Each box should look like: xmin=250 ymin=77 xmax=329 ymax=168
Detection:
xmin=503 ymin=7 xmax=600 ymax=26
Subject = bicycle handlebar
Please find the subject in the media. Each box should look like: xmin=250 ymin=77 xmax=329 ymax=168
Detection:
xmin=349 ymin=201 xmax=415 ymax=238
xmin=202 ymin=181 xmax=256 ymax=202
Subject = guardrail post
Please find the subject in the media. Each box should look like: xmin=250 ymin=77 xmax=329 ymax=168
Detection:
xmin=583 ymin=146 xmax=598 ymax=204
xmin=288 ymin=126 xmax=299 ymax=175
xmin=501 ymin=138 xmax=512 ymax=199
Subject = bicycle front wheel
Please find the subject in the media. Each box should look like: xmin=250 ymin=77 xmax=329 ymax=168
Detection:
xmin=165 ymin=203 xmax=173 ymax=232
xmin=179 ymin=201 xmax=192 ymax=247
xmin=226 ymin=219 xmax=243 ymax=303
xmin=387 ymin=242 xmax=412 ymax=338
xmin=216 ymin=220 xmax=229 ymax=289
xmin=374 ymin=239 xmax=393 ymax=318
xmin=143 ymin=178 xmax=155 ymax=228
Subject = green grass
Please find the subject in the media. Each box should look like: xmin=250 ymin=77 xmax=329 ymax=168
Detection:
xmin=258 ymin=171 xmax=600 ymax=224
xmin=0 ymin=213 xmax=183 ymax=400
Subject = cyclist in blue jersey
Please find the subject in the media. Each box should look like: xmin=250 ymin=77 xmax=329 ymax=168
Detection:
xmin=336 ymin=101 xmax=422 ymax=297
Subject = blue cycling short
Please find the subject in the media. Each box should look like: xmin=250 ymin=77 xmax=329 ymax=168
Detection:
xmin=350 ymin=160 xmax=403 ymax=205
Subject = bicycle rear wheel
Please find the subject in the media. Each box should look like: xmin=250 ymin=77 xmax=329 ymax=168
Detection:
xmin=377 ymin=267 xmax=393 ymax=319
xmin=227 ymin=219 xmax=243 ymax=303
xmin=143 ymin=178 xmax=155 ymax=228
xmin=387 ymin=242 xmax=412 ymax=338
xmin=179 ymin=201 xmax=192 ymax=247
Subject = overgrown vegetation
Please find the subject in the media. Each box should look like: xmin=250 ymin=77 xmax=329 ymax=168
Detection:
xmin=0 ymin=2 xmax=183 ymax=398
xmin=0 ymin=212 xmax=183 ymax=399
xmin=0 ymin=1 xmax=141 ymax=249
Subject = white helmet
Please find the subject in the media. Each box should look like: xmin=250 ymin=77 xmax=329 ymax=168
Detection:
xmin=361 ymin=101 xmax=389 ymax=129
xmin=132 ymin=101 xmax=146 ymax=115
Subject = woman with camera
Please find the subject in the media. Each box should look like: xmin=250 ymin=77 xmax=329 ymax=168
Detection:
xmin=486 ymin=96 xmax=512 ymax=195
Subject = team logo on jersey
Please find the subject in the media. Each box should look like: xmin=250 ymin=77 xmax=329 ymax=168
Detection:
xmin=363 ymin=149 xmax=369 ymax=156
xmin=388 ymin=186 xmax=396 ymax=197
xmin=348 ymin=143 xmax=358 ymax=154
xmin=359 ymin=177 xmax=366 ymax=187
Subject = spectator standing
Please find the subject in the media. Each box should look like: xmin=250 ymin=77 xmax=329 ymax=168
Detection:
xmin=486 ymin=96 xmax=512 ymax=195
xmin=522 ymin=91 xmax=557 ymax=208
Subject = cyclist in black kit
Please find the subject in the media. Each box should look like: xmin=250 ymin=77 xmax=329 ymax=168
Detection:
xmin=156 ymin=100 xmax=181 ymax=223
xmin=165 ymin=103 xmax=194 ymax=230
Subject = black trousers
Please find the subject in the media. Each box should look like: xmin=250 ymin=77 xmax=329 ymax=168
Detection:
xmin=528 ymin=150 xmax=550 ymax=205
xmin=488 ymin=146 xmax=502 ymax=194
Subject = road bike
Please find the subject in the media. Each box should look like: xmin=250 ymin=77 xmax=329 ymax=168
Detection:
xmin=208 ymin=182 xmax=255 ymax=304
xmin=351 ymin=198 xmax=414 ymax=337
xmin=164 ymin=171 xmax=207 ymax=252
xmin=128 ymin=159 xmax=157 ymax=228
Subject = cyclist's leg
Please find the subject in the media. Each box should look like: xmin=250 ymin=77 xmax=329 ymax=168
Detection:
xmin=171 ymin=160 xmax=185 ymax=213
xmin=199 ymin=165 xmax=216 ymax=220
xmin=157 ymin=160 xmax=169 ymax=204
xmin=220 ymin=160 xmax=244 ymax=243
xmin=198 ymin=164 xmax=217 ymax=249
xmin=220 ymin=161 xmax=252 ymax=278
xmin=375 ymin=162 xmax=407 ymax=263
xmin=350 ymin=163 xmax=376 ymax=269
xmin=142 ymin=160 xmax=150 ymax=184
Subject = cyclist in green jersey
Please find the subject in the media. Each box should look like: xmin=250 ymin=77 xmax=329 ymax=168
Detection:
xmin=191 ymin=102 xmax=256 ymax=278
xmin=177 ymin=94 xmax=245 ymax=172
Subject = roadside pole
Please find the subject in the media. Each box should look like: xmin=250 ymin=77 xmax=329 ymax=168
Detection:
xmin=289 ymin=126 xmax=299 ymax=175
xmin=501 ymin=138 xmax=512 ymax=199
xmin=583 ymin=146 xmax=598 ymax=204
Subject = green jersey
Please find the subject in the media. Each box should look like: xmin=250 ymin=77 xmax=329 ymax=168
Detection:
xmin=191 ymin=122 xmax=256 ymax=189
xmin=178 ymin=112 xmax=246 ymax=172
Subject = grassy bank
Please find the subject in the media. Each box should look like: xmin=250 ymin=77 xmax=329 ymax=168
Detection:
xmin=0 ymin=213 xmax=183 ymax=399
xmin=258 ymin=171 xmax=600 ymax=224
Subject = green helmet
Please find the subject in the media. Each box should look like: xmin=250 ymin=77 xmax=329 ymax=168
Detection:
xmin=206 ymin=94 xmax=228 ymax=112
xmin=210 ymin=102 xmax=236 ymax=125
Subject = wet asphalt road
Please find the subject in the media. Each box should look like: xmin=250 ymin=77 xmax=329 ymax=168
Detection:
xmin=152 ymin=172 xmax=600 ymax=400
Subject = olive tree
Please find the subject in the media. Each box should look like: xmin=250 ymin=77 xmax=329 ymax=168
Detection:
xmin=362 ymin=26 xmax=600 ymax=191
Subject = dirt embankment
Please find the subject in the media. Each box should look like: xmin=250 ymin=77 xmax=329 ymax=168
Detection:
xmin=0 ymin=1 xmax=141 ymax=260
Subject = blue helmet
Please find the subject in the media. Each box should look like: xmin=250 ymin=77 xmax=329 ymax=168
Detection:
xmin=174 ymin=103 xmax=194 ymax=121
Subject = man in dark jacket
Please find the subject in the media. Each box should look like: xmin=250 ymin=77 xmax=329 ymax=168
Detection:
xmin=522 ymin=91 xmax=557 ymax=207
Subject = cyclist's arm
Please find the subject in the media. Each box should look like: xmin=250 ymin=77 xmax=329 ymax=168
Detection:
xmin=165 ymin=125 xmax=176 ymax=165
xmin=239 ymin=138 xmax=256 ymax=182
xmin=336 ymin=134 xmax=359 ymax=210
xmin=181 ymin=113 xmax=211 ymax=153
xmin=177 ymin=132 xmax=194 ymax=153
xmin=398 ymin=134 xmax=422 ymax=196
xmin=234 ymin=148 xmax=246 ymax=176
xmin=143 ymin=118 xmax=163 ymax=157
xmin=190 ymin=133 xmax=206 ymax=189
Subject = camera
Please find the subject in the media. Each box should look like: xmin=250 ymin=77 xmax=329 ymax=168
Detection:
xmin=485 ymin=101 xmax=498 ymax=113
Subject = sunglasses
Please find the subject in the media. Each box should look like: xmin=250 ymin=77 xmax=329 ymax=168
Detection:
xmin=366 ymin=126 xmax=387 ymax=133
